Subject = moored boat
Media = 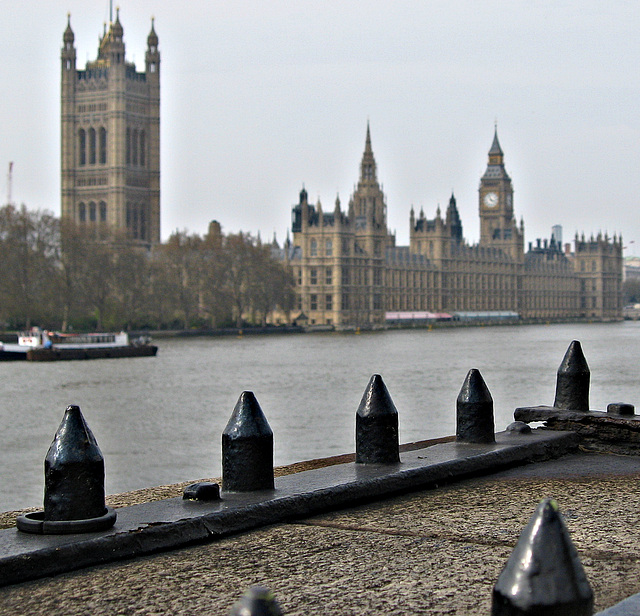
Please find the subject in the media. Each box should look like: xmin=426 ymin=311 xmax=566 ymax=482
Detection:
xmin=0 ymin=329 xmax=157 ymax=361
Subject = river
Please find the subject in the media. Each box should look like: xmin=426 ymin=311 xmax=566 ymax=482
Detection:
xmin=1 ymin=321 xmax=638 ymax=511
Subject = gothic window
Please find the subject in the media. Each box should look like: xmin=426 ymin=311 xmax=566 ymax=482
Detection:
xmin=126 ymin=203 xmax=131 ymax=228
xmin=342 ymin=267 xmax=350 ymax=285
xmin=325 ymin=239 xmax=332 ymax=256
xmin=79 ymin=129 xmax=86 ymax=165
xmin=132 ymin=129 xmax=138 ymax=165
xmin=342 ymin=239 xmax=350 ymax=255
xmin=126 ymin=128 xmax=131 ymax=164
xmin=150 ymin=63 xmax=156 ymax=73
xmin=310 ymin=294 xmax=318 ymax=311
xmin=139 ymin=130 xmax=146 ymax=167
xmin=326 ymin=294 xmax=333 ymax=311
xmin=310 ymin=268 xmax=317 ymax=285
xmin=140 ymin=205 xmax=147 ymax=240
xmin=88 ymin=128 xmax=96 ymax=164
xmin=325 ymin=267 xmax=332 ymax=285
xmin=78 ymin=202 xmax=86 ymax=222
xmin=89 ymin=201 xmax=96 ymax=222
xmin=99 ymin=201 xmax=107 ymax=223
xmin=493 ymin=228 xmax=501 ymax=240
xmin=99 ymin=128 xmax=107 ymax=164
xmin=310 ymin=239 xmax=317 ymax=256
xmin=133 ymin=204 xmax=139 ymax=238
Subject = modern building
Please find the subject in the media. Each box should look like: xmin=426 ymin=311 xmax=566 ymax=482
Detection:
xmin=60 ymin=10 xmax=160 ymax=247
xmin=288 ymin=126 xmax=623 ymax=328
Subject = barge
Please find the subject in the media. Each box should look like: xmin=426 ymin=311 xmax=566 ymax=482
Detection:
xmin=0 ymin=330 xmax=157 ymax=361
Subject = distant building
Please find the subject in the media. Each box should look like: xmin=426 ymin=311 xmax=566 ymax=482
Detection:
xmin=287 ymin=126 xmax=623 ymax=328
xmin=551 ymin=225 xmax=563 ymax=246
xmin=624 ymin=257 xmax=640 ymax=281
xmin=60 ymin=10 xmax=160 ymax=247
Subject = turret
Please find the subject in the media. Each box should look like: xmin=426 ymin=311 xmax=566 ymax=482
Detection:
xmin=108 ymin=8 xmax=125 ymax=66
xmin=145 ymin=17 xmax=160 ymax=75
xmin=446 ymin=192 xmax=463 ymax=241
xmin=61 ymin=13 xmax=76 ymax=72
xmin=334 ymin=195 xmax=342 ymax=228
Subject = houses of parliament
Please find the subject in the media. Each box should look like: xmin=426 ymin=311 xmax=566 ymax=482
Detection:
xmin=59 ymin=13 xmax=623 ymax=326
xmin=289 ymin=126 xmax=623 ymax=327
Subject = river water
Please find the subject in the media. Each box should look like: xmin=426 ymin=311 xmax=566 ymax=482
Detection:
xmin=1 ymin=321 xmax=638 ymax=512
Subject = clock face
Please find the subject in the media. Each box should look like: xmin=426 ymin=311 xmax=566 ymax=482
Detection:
xmin=484 ymin=192 xmax=498 ymax=208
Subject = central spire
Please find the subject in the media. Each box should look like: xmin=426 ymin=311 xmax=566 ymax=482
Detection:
xmin=360 ymin=122 xmax=377 ymax=183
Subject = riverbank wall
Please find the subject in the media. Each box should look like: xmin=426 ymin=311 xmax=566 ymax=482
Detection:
xmin=0 ymin=315 xmax=623 ymax=344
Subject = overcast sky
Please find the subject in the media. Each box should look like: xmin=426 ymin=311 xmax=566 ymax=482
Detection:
xmin=1 ymin=1 xmax=638 ymax=251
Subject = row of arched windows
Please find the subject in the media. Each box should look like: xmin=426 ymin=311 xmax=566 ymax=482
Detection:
xmin=126 ymin=202 xmax=148 ymax=240
xmin=78 ymin=128 xmax=107 ymax=166
xmin=126 ymin=128 xmax=146 ymax=166
xmin=78 ymin=201 xmax=107 ymax=223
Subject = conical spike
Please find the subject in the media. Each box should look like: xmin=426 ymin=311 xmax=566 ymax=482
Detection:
xmin=222 ymin=392 xmax=274 ymax=492
xmin=356 ymin=374 xmax=400 ymax=464
xmin=456 ymin=369 xmax=495 ymax=443
xmin=553 ymin=341 xmax=590 ymax=411
xmin=44 ymin=405 xmax=106 ymax=521
xmin=228 ymin=586 xmax=283 ymax=616
xmin=492 ymin=499 xmax=593 ymax=616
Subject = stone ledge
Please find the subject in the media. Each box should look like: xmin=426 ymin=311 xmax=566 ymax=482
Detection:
xmin=0 ymin=429 xmax=576 ymax=587
xmin=0 ymin=435 xmax=456 ymax=530
xmin=514 ymin=406 xmax=640 ymax=454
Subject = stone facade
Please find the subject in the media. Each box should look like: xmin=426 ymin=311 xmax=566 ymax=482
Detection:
xmin=288 ymin=126 xmax=623 ymax=328
xmin=60 ymin=10 xmax=160 ymax=247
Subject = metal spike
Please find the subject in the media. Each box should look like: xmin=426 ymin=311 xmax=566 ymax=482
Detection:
xmin=456 ymin=369 xmax=495 ymax=443
xmin=553 ymin=340 xmax=590 ymax=411
xmin=44 ymin=405 xmax=107 ymax=521
xmin=222 ymin=392 xmax=274 ymax=492
xmin=228 ymin=586 xmax=283 ymax=616
xmin=492 ymin=498 xmax=593 ymax=615
xmin=356 ymin=374 xmax=400 ymax=464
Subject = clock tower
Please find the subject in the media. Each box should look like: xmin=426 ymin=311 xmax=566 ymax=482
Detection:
xmin=479 ymin=128 xmax=522 ymax=258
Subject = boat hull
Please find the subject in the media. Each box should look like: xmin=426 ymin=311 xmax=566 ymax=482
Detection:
xmin=0 ymin=350 xmax=28 ymax=361
xmin=25 ymin=345 xmax=158 ymax=362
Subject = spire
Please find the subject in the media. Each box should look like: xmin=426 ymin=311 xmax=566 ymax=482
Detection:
xmin=482 ymin=125 xmax=509 ymax=180
xmin=147 ymin=16 xmax=158 ymax=48
xmin=489 ymin=125 xmax=503 ymax=157
xmin=111 ymin=6 xmax=123 ymax=39
xmin=365 ymin=121 xmax=372 ymax=155
xmin=63 ymin=13 xmax=74 ymax=45
xmin=446 ymin=192 xmax=463 ymax=241
xmin=360 ymin=122 xmax=377 ymax=183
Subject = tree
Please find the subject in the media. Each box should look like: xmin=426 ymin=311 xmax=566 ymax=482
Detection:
xmin=0 ymin=205 xmax=60 ymax=329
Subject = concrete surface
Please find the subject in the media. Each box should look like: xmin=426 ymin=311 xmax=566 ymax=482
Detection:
xmin=1 ymin=449 xmax=640 ymax=615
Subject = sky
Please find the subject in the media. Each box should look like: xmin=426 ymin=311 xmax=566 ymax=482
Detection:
xmin=1 ymin=1 xmax=638 ymax=251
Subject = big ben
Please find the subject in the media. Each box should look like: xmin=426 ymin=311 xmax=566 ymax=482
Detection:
xmin=478 ymin=128 xmax=522 ymax=259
